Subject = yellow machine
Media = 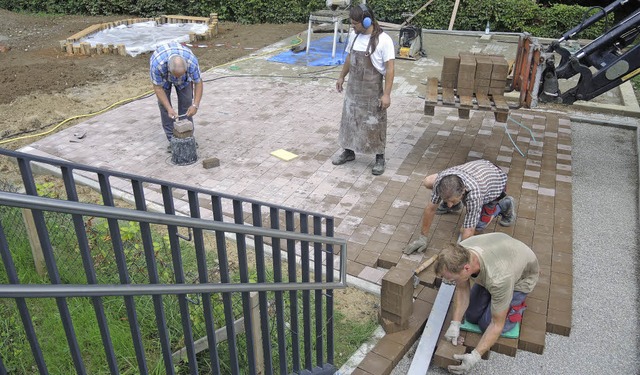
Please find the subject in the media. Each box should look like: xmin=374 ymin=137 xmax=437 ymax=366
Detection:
xmin=396 ymin=20 xmax=426 ymax=60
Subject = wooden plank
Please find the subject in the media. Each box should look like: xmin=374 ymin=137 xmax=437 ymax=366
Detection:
xmin=407 ymin=283 xmax=455 ymax=375
xmin=492 ymin=95 xmax=509 ymax=111
xmin=442 ymin=88 xmax=455 ymax=105
xmin=426 ymin=77 xmax=439 ymax=103
xmin=459 ymin=95 xmax=473 ymax=108
xmin=476 ymin=93 xmax=492 ymax=110
xmin=165 ymin=15 xmax=210 ymax=23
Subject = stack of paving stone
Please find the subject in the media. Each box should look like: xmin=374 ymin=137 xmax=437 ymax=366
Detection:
xmin=425 ymin=52 xmax=511 ymax=122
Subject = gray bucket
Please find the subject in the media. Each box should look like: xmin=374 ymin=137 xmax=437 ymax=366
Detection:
xmin=171 ymin=136 xmax=198 ymax=165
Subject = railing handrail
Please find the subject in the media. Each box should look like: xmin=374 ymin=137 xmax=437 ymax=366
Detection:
xmin=0 ymin=147 xmax=334 ymax=219
xmin=0 ymin=191 xmax=346 ymax=247
xmin=0 ymin=282 xmax=346 ymax=298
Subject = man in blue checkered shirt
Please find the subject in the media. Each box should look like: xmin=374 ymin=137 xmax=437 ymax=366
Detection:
xmin=404 ymin=159 xmax=516 ymax=254
xmin=150 ymin=42 xmax=203 ymax=146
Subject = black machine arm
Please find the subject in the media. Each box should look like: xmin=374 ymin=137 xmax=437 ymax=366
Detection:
xmin=540 ymin=0 xmax=640 ymax=104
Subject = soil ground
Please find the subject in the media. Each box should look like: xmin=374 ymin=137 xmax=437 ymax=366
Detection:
xmin=0 ymin=7 xmax=377 ymax=346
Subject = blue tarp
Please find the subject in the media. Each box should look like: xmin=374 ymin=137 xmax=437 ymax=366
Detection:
xmin=268 ymin=35 xmax=348 ymax=66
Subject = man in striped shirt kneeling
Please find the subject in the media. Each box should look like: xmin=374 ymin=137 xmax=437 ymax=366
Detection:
xmin=404 ymin=159 xmax=516 ymax=254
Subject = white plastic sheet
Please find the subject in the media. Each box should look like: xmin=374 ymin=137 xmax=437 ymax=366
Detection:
xmin=76 ymin=21 xmax=209 ymax=57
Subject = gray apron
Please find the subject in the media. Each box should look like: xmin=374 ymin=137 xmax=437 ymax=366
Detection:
xmin=338 ymin=47 xmax=387 ymax=154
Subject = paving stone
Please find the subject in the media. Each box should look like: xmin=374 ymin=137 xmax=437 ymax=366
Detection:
xmin=357 ymin=351 xmax=393 ymax=375
xmin=433 ymin=339 xmax=467 ymax=369
xmin=372 ymin=337 xmax=407 ymax=366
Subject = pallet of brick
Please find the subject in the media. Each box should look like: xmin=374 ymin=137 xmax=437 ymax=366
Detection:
xmin=441 ymin=56 xmax=460 ymax=89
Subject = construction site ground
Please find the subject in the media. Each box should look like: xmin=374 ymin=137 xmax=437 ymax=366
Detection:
xmin=1 ymin=9 xmax=639 ymax=374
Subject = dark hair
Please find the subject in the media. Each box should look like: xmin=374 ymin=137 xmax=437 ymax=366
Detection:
xmin=437 ymin=175 xmax=465 ymax=200
xmin=349 ymin=4 xmax=383 ymax=55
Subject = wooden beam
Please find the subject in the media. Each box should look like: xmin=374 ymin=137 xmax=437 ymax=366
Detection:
xmin=402 ymin=0 xmax=437 ymax=26
xmin=448 ymin=0 xmax=461 ymax=31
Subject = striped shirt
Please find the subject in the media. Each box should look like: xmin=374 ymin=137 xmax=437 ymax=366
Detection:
xmin=431 ymin=160 xmax=507 ymax=228
xmin=150 ymin=42 xmax=202 ymax=90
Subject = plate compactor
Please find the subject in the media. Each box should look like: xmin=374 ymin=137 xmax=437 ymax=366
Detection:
xmin=397 ymin=23 xmax=426 ymax=60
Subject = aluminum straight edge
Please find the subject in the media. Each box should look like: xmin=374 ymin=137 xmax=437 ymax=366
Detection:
xmin=0 ymin=281 xmax=347 ymax=298
xmin=407 ymin=283 xmax=456 ymax=375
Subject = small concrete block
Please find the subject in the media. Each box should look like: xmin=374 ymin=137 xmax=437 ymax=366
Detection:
xmin=492 ymin=336 xmax=518 ymax=357
xmin=379 ymin=312 xmax=409 ymax=333
xmin=546 ymin=308 xmax=572 ymax=336
xmin=433 ymin=339 xmax=466 ymax=369
xmin=372 ymin=337 xmax=407 ymax=366
xmin=461 ymin=332 xmax=490 ymax=359
xmin=381 ymin=267 xmax=413 ymax=295
xmin=174 ymin=119 xmax=194 ymax=134
xmin=358 ymin=351 xmax=393 ymax=375
xmin=524 ymin=297 xmax=548 ymax=315
xmin=351 ymin=367 xmax=374 ymax=375
xmin=416 ymin=285 xmax=438 ymax=303
xmin=518 ymin=311 xmax=546 ymax=354
xmin=457 ymin=108 xmax=470 ymax=119
xmin=424 ymin=103 xmax=435 ymax=116
xmin=202 ymin=158 xmax=220 ymax=169
xmin=377 ymin=251 xmax=401 ymax=269
xmin=381 ymin=308 xmax=410 ymax=325
xmin=494 ymin=110 xmax=508 ymax=123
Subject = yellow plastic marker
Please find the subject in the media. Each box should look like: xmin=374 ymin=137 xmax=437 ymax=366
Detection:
xmin=270 ymin=149 xmax=298 ymax=161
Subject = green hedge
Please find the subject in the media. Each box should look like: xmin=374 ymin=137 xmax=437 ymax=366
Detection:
xmin=0 ymin=0 xmax=605 ymax=38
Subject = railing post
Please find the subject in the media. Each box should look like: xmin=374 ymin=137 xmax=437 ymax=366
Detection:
xmin=21 ymin=209 xmax=46 ymax=277
xmin=249 ymin=291 xmax=265 ymax=375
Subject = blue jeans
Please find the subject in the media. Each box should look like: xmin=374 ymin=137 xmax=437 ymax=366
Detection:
xmin=158 ymin=83 xmax=194 ymax=141
xmin=464 ymin=283 xmax=528 ymax=333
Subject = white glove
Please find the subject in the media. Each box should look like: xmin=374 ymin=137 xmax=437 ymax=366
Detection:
xmin=448 ymin=349 xmax=481 ymax=374
xmin=444 ymin=320 xmax=461 ymax=345
xmin=403 ymin=235 xmax=427 ymax=254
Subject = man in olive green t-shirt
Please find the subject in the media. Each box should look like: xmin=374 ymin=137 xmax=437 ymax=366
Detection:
xmin=434 ymin=232 xmax=539 ymax=374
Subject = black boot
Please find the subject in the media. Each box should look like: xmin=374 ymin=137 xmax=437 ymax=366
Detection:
xmin=372 ymin=154 xmax=385 ymax=175
xmin=332 ymin=149 xmax=355 ymax=165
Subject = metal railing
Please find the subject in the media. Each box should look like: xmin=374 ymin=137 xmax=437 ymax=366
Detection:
xmin=0 ymin=148 xmax=346 ymax=375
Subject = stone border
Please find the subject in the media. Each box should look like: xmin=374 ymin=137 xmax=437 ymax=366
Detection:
xmin=58 ymin=13 xmax=219 ymax=56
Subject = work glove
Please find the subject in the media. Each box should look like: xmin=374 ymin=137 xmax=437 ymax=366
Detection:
xmin=403 ymin=235 xmax=427 ymax=254
xmin=448 ymin=349 xmax=481 ymax=374
xmin=444 ymin=320 xmax=461 ymax=346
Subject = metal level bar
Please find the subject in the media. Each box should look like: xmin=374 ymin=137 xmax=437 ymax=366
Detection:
xmin=407 ymin=283 xmax=456 ymax=375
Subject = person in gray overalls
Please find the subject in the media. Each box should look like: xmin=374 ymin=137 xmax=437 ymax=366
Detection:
xmin=333 ymin=4 xmax=395 ymax=175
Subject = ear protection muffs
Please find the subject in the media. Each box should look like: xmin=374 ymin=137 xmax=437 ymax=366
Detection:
xmin=359 ymin=3 xmax=372 ymax=28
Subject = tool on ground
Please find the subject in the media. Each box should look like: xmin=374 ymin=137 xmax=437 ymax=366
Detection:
xmin=413 ymin=254 xmax=438 ymax=288
xmin=397 ymin=12 xmax=427 ymax=60
xmin=512 ymin=0 xmax=639 ymax=108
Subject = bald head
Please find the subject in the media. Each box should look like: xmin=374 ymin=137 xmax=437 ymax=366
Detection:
xmin=168 ymin=54 xmax=187 ymax=77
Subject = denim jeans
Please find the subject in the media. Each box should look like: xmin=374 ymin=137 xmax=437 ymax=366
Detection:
xmin=158 ymin=83 xmax=194 ymax=141
xmin=464 ymin=283 xmax=528 ymax=333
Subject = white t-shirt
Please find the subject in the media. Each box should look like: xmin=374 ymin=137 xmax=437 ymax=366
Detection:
xmin=346 ymin=30 xmax=395 ymax=75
